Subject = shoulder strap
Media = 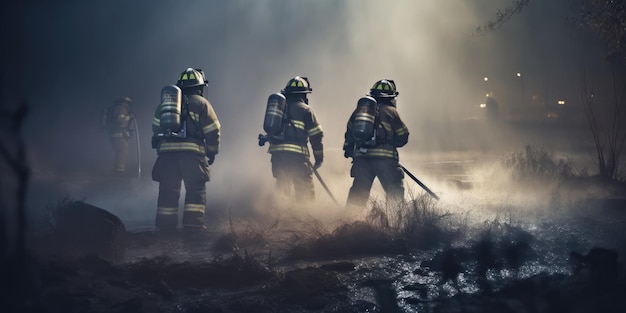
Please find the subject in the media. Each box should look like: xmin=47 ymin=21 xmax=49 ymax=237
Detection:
xmin=182 ymin=95 xmax=206 ymax=141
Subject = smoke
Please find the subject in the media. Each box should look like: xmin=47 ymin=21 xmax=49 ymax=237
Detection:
xmin=3 ymin=0 xmax=614 ymax=230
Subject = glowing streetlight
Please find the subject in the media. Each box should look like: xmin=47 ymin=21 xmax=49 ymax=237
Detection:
xmin=557 ymin=100 xmax=566 ymax=106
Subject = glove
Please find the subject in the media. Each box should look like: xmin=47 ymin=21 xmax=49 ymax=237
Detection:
xmin=313 ymin=160 xmax=322 ymax=170
xmin=206 ymin=153 xmax=215 ymax=165
xmin=258 ymin=134 xmax=268 ymax=147
xmin=343 ymin=143 xmax=354 ymax=159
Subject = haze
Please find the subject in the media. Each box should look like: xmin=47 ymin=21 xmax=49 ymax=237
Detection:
xmin=1 ymin=0 xmax=616 ymax=226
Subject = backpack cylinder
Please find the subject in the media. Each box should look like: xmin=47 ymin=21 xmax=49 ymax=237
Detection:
xmin=158 ymin=85 xmax=182 ymax=133
xmin=353 ymin=96 xmax=377 ymax=142
xmin=263 ymin=93 xmax=287 ymax=136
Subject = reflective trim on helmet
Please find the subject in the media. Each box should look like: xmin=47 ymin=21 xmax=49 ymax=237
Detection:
xmin=177 ymin=68 xmax=207 ymax=88
xmin=369 ymin=79 xmax=398 ymax=98
xmin=180 ymin=72 xmax=197 ymax=81
xmin=290 ymin=80 xmax=305 ymax=88
xmin=282 ymin=76 xmax=312 ymax=93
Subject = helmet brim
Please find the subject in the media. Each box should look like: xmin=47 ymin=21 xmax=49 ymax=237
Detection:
xmin=368 ymin=91 xmax=398 ymax=98
xmin=281 ymin=89 xmax=312 ymax=94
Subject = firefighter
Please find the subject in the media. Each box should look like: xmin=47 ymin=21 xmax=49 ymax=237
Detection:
xmin=103 ymin=97 xmax=135 ymax=174
xmin=151 ymin=68 xmax=220 ymax=232
xmin=267 ymin=76 xmax=324 ymax=203
xmin=343 ymin=79 xmax=409 ymax=208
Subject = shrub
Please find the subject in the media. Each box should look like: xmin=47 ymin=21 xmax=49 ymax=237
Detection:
xmin=503 ymin=145 xmax=575 ymax=183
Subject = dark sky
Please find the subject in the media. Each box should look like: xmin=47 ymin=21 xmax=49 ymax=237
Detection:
xmin=1 ymin=0 xmax=617 ymax=215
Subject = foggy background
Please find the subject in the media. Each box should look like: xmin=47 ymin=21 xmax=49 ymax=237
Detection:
xmin=1 ymin=0 xmax=618 ymax=228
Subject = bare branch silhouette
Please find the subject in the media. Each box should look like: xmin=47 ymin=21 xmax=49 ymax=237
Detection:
xmin=0 ymin=100 xmax=31 ymax=313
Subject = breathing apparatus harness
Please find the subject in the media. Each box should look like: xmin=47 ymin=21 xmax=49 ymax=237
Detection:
xmin=258 ymin=93 xmax=302 ymax=147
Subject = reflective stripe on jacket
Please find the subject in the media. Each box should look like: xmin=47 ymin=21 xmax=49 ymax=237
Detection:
xmin=344 ymin=102 xmax=409 ymax=160
xmin=268 ymin=98 xmax=323 ymax=160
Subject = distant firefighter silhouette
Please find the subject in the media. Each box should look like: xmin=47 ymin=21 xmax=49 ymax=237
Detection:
xmin=101 ymin=97 xmax=135 ymax=174
xmin=485 ymin=96 xmax=499 ymax=121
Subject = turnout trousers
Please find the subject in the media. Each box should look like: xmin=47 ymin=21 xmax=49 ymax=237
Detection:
xmin=271 ymin=152 xmax=315 ymax=203
xmin=152 ymin=152 xmax=210 ymax=230
xmin=109 ymin=135 xmax=129 ymax=172
xmin=346 ymin=157 xmax=405 ymax=207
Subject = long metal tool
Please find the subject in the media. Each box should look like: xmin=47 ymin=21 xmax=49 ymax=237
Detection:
xmin=399 ymin=163 xmax=439 ymax=200
xmin=131 ymin=115 xmax=141 ymax=180
xmin=307 ymin=160 xmax=340 ymax=205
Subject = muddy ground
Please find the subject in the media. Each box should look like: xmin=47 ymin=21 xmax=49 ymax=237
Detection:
xmin=11 ymin=193 xmax=626 ymax=313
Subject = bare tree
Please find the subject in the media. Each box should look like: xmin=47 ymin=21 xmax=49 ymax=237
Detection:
xmin=573 ymin=0 xmax=626 ymax=61
xmin=581 ymin=69 xmax=626 ymax=180
xmin=474 ymin=0 xmax=531 ymax=35
xmin=478 ymin=0 xmax=626 ymax=180
xmin=476 ymin=0 xmax=626 ymax=61
xmin=0 ymin=98 xmax=31 ymax=312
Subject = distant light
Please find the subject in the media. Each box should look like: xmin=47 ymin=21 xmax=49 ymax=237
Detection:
xmin=546 ymin=112 xmax=558 ymax=118
xmin=479 ymin=103 xmax=487 ymax=108
xmin=557 ymin=100 xmax=566 ymax=105
xmin=516 ymin=72 xmax=522 ymax=77
xmin=483 ymin=77 xmax=488 ymax=82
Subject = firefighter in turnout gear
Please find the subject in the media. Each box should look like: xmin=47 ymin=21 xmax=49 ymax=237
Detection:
xmin=343 ymin=79 xmax=409 ymax=208
xmin=151 ymin=68 xmax=220 ymax=232
xmin=103 ymin=97 xmax=135 ymax=174
xmin=264 ymin=76 xmax=324 ymax=203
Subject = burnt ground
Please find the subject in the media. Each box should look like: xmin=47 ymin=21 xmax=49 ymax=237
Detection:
xmin=11 ymin=198 xmax=626 ymax=313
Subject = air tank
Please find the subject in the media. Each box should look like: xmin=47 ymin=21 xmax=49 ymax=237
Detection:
xmin=263 ymin=93 xmax=287 ymax=136
xmin=158 ymin=85 xmax=182 ymax=133
xmin=352 ymin=96 xmax=377 ymax=142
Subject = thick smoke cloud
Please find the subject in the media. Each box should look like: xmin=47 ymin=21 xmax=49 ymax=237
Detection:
xmin=1 ymin=0 xmax=614 ymax=226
